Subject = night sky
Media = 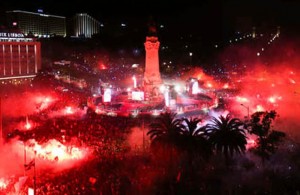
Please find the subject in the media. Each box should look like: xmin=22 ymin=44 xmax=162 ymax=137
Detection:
xmin=1 ymin=0 xmax=300 ymax=39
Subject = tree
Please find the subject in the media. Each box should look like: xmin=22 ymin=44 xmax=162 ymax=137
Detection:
xmin=147 ymin=112 xmax=183 ymax=165
xmin=244 ymin=110 xmax=286 ymax=165
xmin=206 ymin=114 xmax=247 ymax=166
xmin=178 ymin=117 xmax=212 ymax=162
xmin=147 ymin=111 xmax=182 ymax=147
xmin=174 ymin=117 xmax=212 ymax=186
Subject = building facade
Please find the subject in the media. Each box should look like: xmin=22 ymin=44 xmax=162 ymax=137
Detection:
xmin=72 ymin=13 xmax=101 ymax=38
xmin=6 ymin=10 xmax=66 ymax=38
xmin=0 ymin=31 xmax=41 ymax=84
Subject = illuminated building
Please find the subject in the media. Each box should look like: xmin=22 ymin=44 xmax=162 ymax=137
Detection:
xmin=6 ymin=10 xmax=66 ymax=37
xmin=71 ymin=13 xmax=101 ymax=38
xmin=143 ymin=21 xmax=162 ymax=100
xmin=0 ymin=31 xmax=41 ymax=84
xmin=164 ymin=85 xmax=176 ymax=109
xmin=103 ymin=88 xmax=112 ymax=103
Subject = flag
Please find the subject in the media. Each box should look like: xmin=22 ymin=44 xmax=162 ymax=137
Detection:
xmin=24 ymin=159 xmax=35 ymax=171
xmin=14 ymin=176 xmax=28 ymax=192
xmin=19 ymin=176 xmax=28 ymax=188
xmin=14 ymin=182 xmax=19 ymax=192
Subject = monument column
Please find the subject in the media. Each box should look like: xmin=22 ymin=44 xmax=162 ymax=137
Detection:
xmin=143 ymin=21 xmax=162 ymax=100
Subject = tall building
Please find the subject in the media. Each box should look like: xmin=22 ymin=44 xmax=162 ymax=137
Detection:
xmin=143 ymin=22 xmax=162 ymax=100
xmin=71 ymin=13 xmax=101 ymax=38
xmin=0 ymin=30 xmax=41 ymax=84
xmin=6 ymin=10 xmax=66 ymax=37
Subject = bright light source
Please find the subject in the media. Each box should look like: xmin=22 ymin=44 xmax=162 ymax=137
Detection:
xmin=256 ymin=105 xmax=264 ymax=112
xmin=152 ymin=109 xmax=161 ymax=116
xmin=65 ymin=106 xmax=74 ymax=114
xmin=132 ymin=91 xmax=144 ymax=101
xmin=103 ymin=88 xmax=112 ymax=102
xmin=160 ymin=85 xmax=166 ymax=93
xmin=174 ymin=85 xmax=181 ymax=93
xmin=192 ymin=81 xmax=199 ymax=94
xmin=132 ymin=75 xmax=137 ymax=88
xmin=25 ymin=122 xmax=31 ymax=130
xmin=164 ymin=91 xmax=170 ymax=107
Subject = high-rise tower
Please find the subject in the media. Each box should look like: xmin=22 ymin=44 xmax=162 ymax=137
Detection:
xmin=6 ymin=10 xmax=66 ymax=37
xmin=143 ymin=20 xmax=162 ymax=99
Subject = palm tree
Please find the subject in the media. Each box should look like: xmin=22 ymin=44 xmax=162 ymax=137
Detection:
xmin=206 ymin=114 xmax=247 ymax=166
xmin=245 ymin=110 xmax=285 ymax=165
xmin=147 ymin=111 xmax=183 ymax=165
xmin=175 ymin=117 xmax=212 ymax=185
xmin=147 ymin=111 xmax=182 ymax=147
xmin=178 ymin=117 xmax=212 ymax=161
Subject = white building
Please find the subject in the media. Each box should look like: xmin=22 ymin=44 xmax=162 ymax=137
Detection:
xmin=72 ymin=13 xmax=101 ymax=38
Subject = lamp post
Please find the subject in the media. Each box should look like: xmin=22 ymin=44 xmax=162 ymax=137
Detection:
xmin=240 ymin=104 xmax=250 ymax=119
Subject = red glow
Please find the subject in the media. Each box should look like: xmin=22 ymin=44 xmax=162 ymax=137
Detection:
xmin=223 ymin=83 xmax=229 ymax=89
xmin=289 ymin=78 xmax=296 ymax=84
xmin=206 ymin=82 xmax=213 ymax=88
xmin=35 ymin=95 xmax=56 ymax=111
xmin=27 ymin=139 xmax=88 ymax=162
xmin=246 ymin=138 xmax=257 ymax=149
xmin=65 ymin=106 xmax=74 ymax=115
xmin=24 ymin=122 xmax=31 ymax=130
xmin=236 ymin=96 xmax=249 ymax=103
xmin=99 ymin=62 xmax=107 ymax=70
xmin=181 ymin=67 xmax=220 ymax=89
xmin=197 ymin=72 xmax=204 ymax=80
xmin=0 ymin=178 xmax=8 ymax=190
xmin=268 ymin=95 xmax=282 ymax=104
xmin=255 ymin=105 xmax=264 ymax=112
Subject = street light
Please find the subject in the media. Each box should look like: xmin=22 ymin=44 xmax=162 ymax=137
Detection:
xmin=240 ymin=104 xmax=250 ymax=119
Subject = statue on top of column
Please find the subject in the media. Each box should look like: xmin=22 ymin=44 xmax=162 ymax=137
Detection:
xmin=147 ymin=16 xmax=157 ymax=37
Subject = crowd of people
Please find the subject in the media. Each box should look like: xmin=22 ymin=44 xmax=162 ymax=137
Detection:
xmin=2 ymin=94 xmax=165 ymax=194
